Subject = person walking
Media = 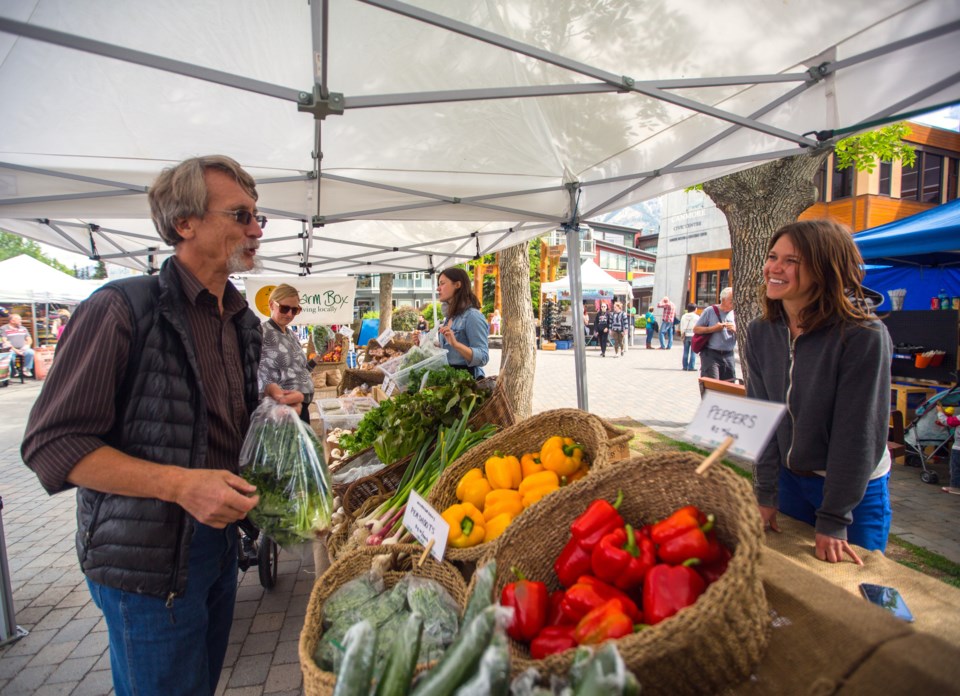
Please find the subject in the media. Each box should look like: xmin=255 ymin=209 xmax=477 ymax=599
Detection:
xmin=609 ymin=301 xmax=628 ymax=357
xmin=746 ymin=219 xmax=892 ymax=562
xmin=594 ymin=303 xmax=610 ymax=357
xmin=20 ymin=155 xmax=297 ymax=696
xmin=694 ymin=287 xmax=736 ymax=384
xmin=643 ymin=306 xmax=657 ymax=349
xmin=657 ymin=296 xmax=676 ymax=349
xmin=679 ymin=303 xmax=699 ymax=371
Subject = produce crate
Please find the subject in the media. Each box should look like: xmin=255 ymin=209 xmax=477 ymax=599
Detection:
xmin=426 ymin=408 xmax=633 ymax=562
xmin=299 ymin=544 xmax=468 ymax=696
xmin=337 ymin=367 xmax=386 ymax=395
xmin=479 ymin=452 xmax=769 ymax=695
xmin=555 ymin=340 xmax=571 ymax=349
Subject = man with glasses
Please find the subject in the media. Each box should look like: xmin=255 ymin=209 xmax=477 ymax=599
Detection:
xmin=22 ymin=155 xmax=299 ymax=696
xmin=258 ymin=283 xmax=317 ymax=424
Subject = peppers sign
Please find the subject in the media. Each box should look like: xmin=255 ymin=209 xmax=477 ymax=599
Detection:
xmin=686 ymin=392 xmax=786 ymax=461
xmin=243 ymin=275 xmax=357 ymax=325
xmin=404 ymin=491 xmax=449 ymax=561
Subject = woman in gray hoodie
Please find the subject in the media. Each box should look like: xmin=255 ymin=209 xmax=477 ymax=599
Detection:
xmin=746 ymin=220 xmax=892 ymax=564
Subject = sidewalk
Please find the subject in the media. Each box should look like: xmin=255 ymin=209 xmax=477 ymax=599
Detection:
xmin=1 ymin=344 xmax=958 ymax=694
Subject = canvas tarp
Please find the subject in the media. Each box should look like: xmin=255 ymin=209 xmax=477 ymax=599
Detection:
xmin=0 ymin=0 xmax=958 ymax=278
xmin=541 ymin=259 xmax=632 ymax=296
xmin=0 ymin=254 xmax=104 ymax=304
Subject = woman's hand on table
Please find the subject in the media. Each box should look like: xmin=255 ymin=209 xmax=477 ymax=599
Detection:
xmin=815 ymin=532 xmax=863 ymax=566
xmin=759 ymin=505 xmax=781 ymax=533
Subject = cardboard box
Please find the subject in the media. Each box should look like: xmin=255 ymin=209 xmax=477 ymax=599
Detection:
xmin=541 ymin=342 xmax=556 ymax=351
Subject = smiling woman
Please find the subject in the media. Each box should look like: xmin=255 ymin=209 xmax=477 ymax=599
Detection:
xmin=258 ymin=283 xmax=316 ymax=423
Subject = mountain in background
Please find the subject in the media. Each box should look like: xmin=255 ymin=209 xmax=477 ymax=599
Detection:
xmin=591 ymin=199 xmax=661 ymax=234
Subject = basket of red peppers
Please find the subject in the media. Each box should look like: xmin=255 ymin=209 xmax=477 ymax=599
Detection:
xmin=482 ymin=451 xmax=769 ymax=696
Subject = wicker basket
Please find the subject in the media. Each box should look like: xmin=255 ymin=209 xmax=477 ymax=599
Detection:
xmin=338 ymin=367 xmax=386 ymax=395
xmin=312 ymin=362 xmax=344 ymax=391
xmin=341 ymin=454 xmax=413 ymax=519
xmin=466 ymin=377 xmax=516 ymax=431
xmin=480 ymin=452 xmax=769 ymax=695
xmin=426 ymin=408 xmax=633 ymax=562
xmin=326 ymin=494 xmax=388 ymax=561
xmin=299 ymin=544 xmax=468 ymax=696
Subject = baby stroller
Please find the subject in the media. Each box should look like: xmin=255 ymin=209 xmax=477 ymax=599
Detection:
xmin=903 ymin=385 xmax=960 ymax=485
xmin=237 ymin=518 xmax=279 ymax=589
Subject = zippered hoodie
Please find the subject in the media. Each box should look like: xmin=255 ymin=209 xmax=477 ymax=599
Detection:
xmin=745 ymin=316 xmax=891 ymax=539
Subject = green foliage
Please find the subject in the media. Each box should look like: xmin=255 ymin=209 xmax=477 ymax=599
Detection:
xmin=362 ymin=310 xmax=380 ymax=320
xmin=92 ymin=260 xmax=108 ymax=279
xmin=834 ymin=122 xmax=916 ymax=173
xmin=391 ymin=305 xmax=420 ymax=331
xmin=0 ymin=230 xmax=77 ymax=276
xmin=528 ymin=238 xmax=541 ymax=315
xmin=420 ymin=302 xmax=443 ymax=329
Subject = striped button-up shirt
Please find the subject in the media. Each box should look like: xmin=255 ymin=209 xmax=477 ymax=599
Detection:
xmin=22 ymin=257 xmax=250 ymax=494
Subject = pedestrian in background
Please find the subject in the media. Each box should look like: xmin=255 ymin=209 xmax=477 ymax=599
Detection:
xmin=679 ymin=303 xmax=699 ymax=371
xmin=657 ymin=295 xmax=676 ymax=349
xmin=594 ymin=302 xmax=610 ymax=357
xmin=609 ymin=301 xmax=628 ymax=357
xmin=643 ymin=306 xmax=657 ymax=349
xmin=694 ymin=287 xmax=737 ymax=386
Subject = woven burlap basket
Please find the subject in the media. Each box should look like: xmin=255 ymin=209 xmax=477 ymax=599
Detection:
xmin=479 ymin=452 xmax=768 ymax=695
xmin=326 ymin=494 xmax=388 ymax=561
xmin=299 ymin=544 xmax=469 ymax=696
xmin=426 ymin=408 xmax=633 ymax=562
xmin=466 ymin=376 xmax=516 ymax=432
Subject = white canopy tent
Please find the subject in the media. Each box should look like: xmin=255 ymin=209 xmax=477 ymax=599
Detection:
xmin=0 ymin=0 xmax=958 ymax=407
xmin=541 ymin=260 xmax=632 ymax=297
xmin=0 ymin=254 xmax=104 ymax=304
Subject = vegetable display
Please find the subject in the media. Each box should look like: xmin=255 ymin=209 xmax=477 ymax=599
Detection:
xmin=239 ymin=398 xmax=333 ymax=548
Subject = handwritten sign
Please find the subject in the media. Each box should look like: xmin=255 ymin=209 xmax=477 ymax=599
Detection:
xmin=403 ymin=491 xmax=449 ymax=561
xmin=686 ymin=391 xmax=786 ymax=461
xmin=375 ymin=328 xmax=395 ymax=347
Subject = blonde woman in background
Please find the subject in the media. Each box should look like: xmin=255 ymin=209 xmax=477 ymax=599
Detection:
xmin=258 ymin=284 xmax=317 ymax=423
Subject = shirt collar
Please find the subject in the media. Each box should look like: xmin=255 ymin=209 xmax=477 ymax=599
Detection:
xmin=170 ymin=256 xmax=245 ymax=316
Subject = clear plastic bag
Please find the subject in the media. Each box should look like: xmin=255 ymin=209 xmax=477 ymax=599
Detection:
xmin=239 ymin=398 xmax=334 ymax=548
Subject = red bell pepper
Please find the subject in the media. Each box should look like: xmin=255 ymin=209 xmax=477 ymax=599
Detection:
xmin=554 ymin=535 xmax=594 ymax=588
xmin=559 ymin=575 xmax=642 ymax=624
xmin=530 ymin=625 xmax=578 ymax=659
xmin=570 ymin=490 xmax=624 ymax=551
xmin=642 ymin=560 xmax=706 ymax=625
xmin=696 ymin=539 xmax=732 ymax=585
xmin=591 ymin=524 xmax=656 ymax=592
xmin=650 ymin=505 xmax=716 ymax=565
xmin=501 ymin=567 xmax=549 ymax=642
xmin=572 ymin=599 xmax=634 ymax=645
xmin=546 ymin=589 xmax=569 ymax=626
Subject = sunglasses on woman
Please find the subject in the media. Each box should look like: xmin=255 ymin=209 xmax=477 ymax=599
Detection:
xmin=276 ymin=304 xmax=302 ymax=316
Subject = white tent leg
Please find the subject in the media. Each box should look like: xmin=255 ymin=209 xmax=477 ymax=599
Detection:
xmin=566 ymin=224 xmax=588 ymax=411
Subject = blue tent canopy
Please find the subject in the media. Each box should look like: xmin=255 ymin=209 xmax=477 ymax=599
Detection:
xmin=854 ymin=200 xmax=960 ymax=310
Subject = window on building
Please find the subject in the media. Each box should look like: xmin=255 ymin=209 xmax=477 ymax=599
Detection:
xmin=901 ymin=158 xmax=919 ymax=200
xmin=921 ymin=152 xmax=943 ymax=203
xmin=695 ymin=271 xmax=719 ymax=306
xmin=832 ymin=160 xmax=853 ymax=200
xmin=719 ymin=270 xmax=730 ymax=292
xmin=948 ymin=158 xmax=959 ymax=202
xmin=812 ymin=159 xmax=828 ymax=202
xmin=878 ymin=161 xmax=892 ymax=196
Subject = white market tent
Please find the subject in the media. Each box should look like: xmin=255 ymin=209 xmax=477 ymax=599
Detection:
xmin=1 ymin=0 xmax=958 ymax=407
xmin=0 ymin=254 xmax=104 ymax=304
xmin=541 ymin=260 xmax=632 ymax=297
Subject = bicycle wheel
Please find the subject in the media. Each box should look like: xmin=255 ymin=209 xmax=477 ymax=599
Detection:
xmin=258 ymin=535 xmax=279 ymax=589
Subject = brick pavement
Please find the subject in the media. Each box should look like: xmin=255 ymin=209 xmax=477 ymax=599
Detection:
xmin=1 ymin=341 xmax=957 ymax=694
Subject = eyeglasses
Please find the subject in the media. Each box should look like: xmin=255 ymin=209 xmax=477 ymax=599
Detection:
xmin=208 ymin=209 xmax=267 ymax=229
xmin=276 ymin=304 xmax=302 ymax=316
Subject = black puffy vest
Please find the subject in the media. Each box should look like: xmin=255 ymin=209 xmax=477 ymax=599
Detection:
xmin=75 ymin=260 xmax=261 ymax=600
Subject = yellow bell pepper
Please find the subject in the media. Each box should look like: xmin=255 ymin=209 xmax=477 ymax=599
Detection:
xmin=483 ymin=512 xmax=512 ymax=542
xmin=441 ymin=502 xmax=486 ymax=548
xmin=455 ymin=468 xmax=492 ymax=510
xmin=562 ymin=463 xmax=590 ymax=486
xmin=519 ymin=470 xmax=560 ymax=508
xmin=520 ymin=452 xmax=544 ymax=478
xmin=539 ymin=436 xmax=585 ymax=477
xmin=483 ymin=489 xmax=524 ymax=522
xmin=485 ymin=453 xmax=522 ymax=490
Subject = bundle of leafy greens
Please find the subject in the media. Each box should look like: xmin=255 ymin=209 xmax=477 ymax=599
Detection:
xmin=239 ymin=399 xmax=333 ymax=548
xmin=337 ymin=367 xmax=487 ymax=464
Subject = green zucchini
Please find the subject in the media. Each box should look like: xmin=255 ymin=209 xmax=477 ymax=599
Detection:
xmin=375 ymin=611 xmax=424 ymax=696
xmin=332 ymin=620 xmax=376 ymax=696
xmin=410 ymin=605 xmax=497 ymax=696
xmin=573 ymin=643 xmax=640 ymax=696
xmin=461 ymin=561 xmax=496 ymax=629
xmin=452 ymin=630 xmax=510 ymax=696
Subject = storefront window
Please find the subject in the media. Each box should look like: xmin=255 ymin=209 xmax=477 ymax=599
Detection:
xmin=695 ymin=271 xmax=718 ymax=306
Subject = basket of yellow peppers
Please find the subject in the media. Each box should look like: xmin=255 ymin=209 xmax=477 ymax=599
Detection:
xmin=428 ymin=408 xmax=631 ymax=561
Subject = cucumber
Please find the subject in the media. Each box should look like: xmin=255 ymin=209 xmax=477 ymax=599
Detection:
xmin=573 ymin=643 xmax=640 ymax=696
xmin=375 ymin=612 xmax=424 ymax=696
xmin=332 ymin=620 xmax=376 ymax=696
xmin=461 ymin=561 xmax=496 ymax=628
xmin=410 ymin=605 xmax=497 ymax=696
xmin=452 ymin=630 xmax=510 ymax=696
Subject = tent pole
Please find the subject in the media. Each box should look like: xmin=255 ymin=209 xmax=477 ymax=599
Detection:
xmin=565 ymin=223 xmax=588 ymax=411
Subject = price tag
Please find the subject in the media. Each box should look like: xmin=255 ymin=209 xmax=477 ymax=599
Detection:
xmin=686 ymin=391 xmax=786 ymax=461
xmin=376 ymin=328 xmax=395 ymax=346
xmin=403 ymin=491 xmax=449 ymax=561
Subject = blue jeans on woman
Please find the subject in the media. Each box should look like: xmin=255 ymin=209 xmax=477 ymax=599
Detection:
xmin=777 ymin=467 xmax=892 ymax=552
xmin=682 ymin=336 xmax=696 ymax=371
xmin=87 ymin=522 xmax=238 ymax=696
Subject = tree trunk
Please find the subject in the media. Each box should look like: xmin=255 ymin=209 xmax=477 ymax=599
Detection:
xmin=378 ymin=273 xmax=394 ymax=334
xmin=499 ymin=242 xmax=536 ymax=420
xmin=702 ymin=150 xmax=830 ymax=380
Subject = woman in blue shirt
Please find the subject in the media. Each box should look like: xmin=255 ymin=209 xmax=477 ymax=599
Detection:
xmin=436 ymin=268 xmax=489 ymax=378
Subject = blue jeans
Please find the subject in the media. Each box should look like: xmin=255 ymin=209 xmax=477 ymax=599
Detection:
xmin=87 ymin=523 xmax=238 ymax=696
xmin=950 ymin=448 xmax=960 ymax=488
xmin=777 ymin=467 xmax=892 ymax=552
xmin=659 ymin=325 xmax=673 ymax=349
xmin=682 ymin=336 xmax=696 ymax=371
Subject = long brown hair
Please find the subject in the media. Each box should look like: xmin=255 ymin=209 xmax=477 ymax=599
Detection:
xmin=760 ymin=219 xmax=874 ymax=333
xmin=440 ymin=267 xmax=481 ymax=317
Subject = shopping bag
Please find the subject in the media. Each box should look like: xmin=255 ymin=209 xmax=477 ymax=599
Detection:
xmin=239 ymin=397 xmax=334 ymax=548
xmin=691 ymin=305 xmax=720 ymax=354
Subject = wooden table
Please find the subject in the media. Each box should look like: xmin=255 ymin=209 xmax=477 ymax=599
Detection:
xmin=890 ymin=383 xmax=938 ymax=424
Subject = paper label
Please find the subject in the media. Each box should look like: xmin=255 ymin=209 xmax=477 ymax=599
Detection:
xmin=403 ymin=491 xmax=449 ymax=561
xmin=686 ymin=391 xmax=786 ymax=460
xmin=375 ymin=328 xmax=395 ymax=346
